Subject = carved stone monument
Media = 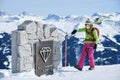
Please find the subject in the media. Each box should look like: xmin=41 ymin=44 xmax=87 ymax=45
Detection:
xmin=12 ymin=20 xmax=62 ymax=76
xmin=35 ymin=40 xmax=53 ymax=76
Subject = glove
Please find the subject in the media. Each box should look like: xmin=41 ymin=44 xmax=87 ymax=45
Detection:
xmin=71 ymin=30 xmax=77 ymax=34
xmin=94 ymin=44 xmax=97 ymax=49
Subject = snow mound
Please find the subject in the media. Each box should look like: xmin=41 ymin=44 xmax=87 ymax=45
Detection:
xmin=0 ymin=64 xmax=120 ymax=80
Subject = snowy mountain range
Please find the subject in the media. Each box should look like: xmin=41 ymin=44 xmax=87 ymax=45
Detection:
xmin=0 ymin=11 xmax=120 ymax=70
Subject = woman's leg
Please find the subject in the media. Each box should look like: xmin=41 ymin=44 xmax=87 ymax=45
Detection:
xmin=77 ymin=44 xmax=87 ymax=68
xmin=88 ymin=44 xmax=95 ymax=68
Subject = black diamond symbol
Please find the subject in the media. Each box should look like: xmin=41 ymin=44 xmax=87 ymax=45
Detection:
xmin=39 ymin=47 xmax=51 ymax=63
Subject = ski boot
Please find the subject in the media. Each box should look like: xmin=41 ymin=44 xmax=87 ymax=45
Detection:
xmin=74 ymin=66 xmax=82 ymax=71
xmin=88 ymin=67 xmax=94 ymax=70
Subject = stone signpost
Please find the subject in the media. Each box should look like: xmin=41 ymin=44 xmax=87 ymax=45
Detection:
xmin=35 ymin=40 xmax=53 ymax=76
xmin=12 ymin=20 xmax=62 ymax=76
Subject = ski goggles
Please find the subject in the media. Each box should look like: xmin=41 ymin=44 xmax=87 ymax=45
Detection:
xmin=85 ymin=24 xmax=90 ymax=27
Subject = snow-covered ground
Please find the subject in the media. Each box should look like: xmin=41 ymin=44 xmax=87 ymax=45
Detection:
xmin=0 ymin=64 xmax=120 ymax=80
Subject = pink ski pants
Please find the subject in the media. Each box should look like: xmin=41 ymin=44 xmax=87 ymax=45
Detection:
xmin=77 ymin=43 xmax=95 ymax=68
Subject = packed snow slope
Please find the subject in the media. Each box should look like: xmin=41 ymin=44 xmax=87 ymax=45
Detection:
xmin=0 ymin=11 xmax=120 ymax=69
xmin=0 ymin=64 xmax=120 ymax=80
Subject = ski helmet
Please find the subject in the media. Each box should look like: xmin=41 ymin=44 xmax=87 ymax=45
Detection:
xmin=85 ymin=18 xmax=92 ymax=25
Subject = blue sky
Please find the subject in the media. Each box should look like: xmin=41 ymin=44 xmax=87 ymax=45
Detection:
xmin=0 ymin=0 xmax=120 ymax=16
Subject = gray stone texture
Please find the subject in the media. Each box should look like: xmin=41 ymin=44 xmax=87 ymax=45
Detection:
xmin=17 ymin=31 xmax=28 ymax=45
xmin=11 ymin=31 xmax=18 ymax=73
xmin=12 ymin=20 xmax=62 ymax=73
xmin=43 ymin=24 xmax=50 ymax=39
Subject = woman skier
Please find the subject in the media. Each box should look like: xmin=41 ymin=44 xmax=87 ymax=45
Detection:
xmin=71 ymin=18 xmax=99 ymax=70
